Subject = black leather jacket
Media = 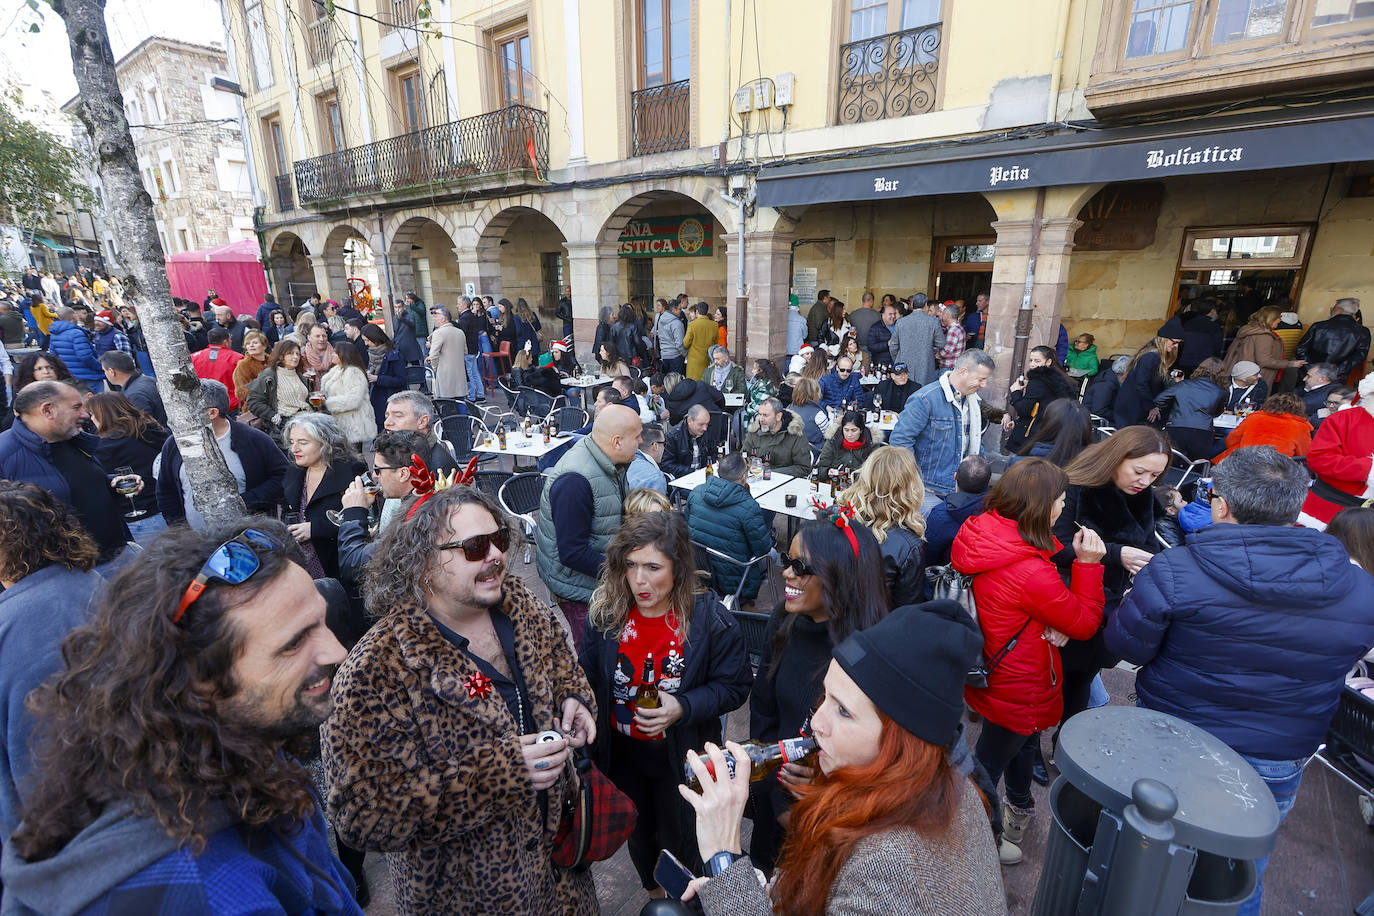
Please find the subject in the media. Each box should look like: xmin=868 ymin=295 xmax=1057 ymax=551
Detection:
xmin=879 ymin=525 xmax=926 ymax=608
xmin=1296 ymin=314 xmax=1371 ymax=379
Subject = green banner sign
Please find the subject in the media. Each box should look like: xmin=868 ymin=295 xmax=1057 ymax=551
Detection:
xmin=617 ymin=214 xmax=713 ymax=258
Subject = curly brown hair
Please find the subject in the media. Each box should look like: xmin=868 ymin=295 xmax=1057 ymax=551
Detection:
xmin=0 ymin=481 xmax=98 ymax=583
xmin=1260 ymin=392 xmax=1309 ymax=418
xmin=11 ymin=517 xmax=318 ymax=862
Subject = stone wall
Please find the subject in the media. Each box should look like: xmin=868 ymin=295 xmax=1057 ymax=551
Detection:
xmin=120 ymin=39 xmax=255 ymax=257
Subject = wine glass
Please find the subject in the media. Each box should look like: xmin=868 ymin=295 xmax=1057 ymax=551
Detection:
xmin=112 ymin=466 xmax=148 ymax=521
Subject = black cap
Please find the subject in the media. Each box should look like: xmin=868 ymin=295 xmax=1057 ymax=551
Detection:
xmin=833 ymin=601 xmax=982 ymax=747
xmin=1157 ymin=316 xmax=1186 ymax=340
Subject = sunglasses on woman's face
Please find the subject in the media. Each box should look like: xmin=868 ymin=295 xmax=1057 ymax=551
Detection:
xmin=435 ymin=528 xmax=511 ymax=562
xmin=779 ymin=551 xmax=817 ymax=578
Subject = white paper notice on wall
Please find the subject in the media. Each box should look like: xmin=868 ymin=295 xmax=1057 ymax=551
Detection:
xmin=792 ymin=267 xmax=817 ymax=307
xmin=464 ymin=282 xmax=476 ymax=298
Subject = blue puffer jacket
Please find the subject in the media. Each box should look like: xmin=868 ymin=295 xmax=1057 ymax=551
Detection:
xmin=0 ymin=420 xmax=101 ymax=503
xmin=685 ymin=475 xmax=774 ymax=600
xmin=47 ymin=320 xmax=106 ymax=382
xmin=1105 ymin=524 xmax=1374 ymax=760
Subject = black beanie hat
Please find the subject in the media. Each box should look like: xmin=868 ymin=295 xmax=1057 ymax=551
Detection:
xmin=833 ymin=600 xmax=982 ymax=748
xmin=1157 ymin=315 xmax=1186 ymax=340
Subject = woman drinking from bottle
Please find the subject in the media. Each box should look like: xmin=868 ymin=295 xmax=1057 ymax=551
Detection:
xmin=579 ymin=511 xmax=751 ymax=897
xmin=747 ymin=506 xmax=891 ymax=875
xmin=680 ymin=601 xmax=1006 ymax=914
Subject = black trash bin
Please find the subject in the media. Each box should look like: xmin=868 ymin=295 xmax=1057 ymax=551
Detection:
xmin=1031 ymin=706 xmax=1280 ymax=916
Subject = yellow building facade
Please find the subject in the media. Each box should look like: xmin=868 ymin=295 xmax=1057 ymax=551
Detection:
xmin=224 ymin=0 xmax=1374 ymax=394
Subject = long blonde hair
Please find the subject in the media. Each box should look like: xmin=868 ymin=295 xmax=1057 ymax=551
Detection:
xmin=840 ymin=446 xmax=926 ymax=541
xmin=1125 ymin=336 xmax=1177 ymax=380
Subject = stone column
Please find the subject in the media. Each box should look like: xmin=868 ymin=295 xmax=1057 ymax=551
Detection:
xmin=564 ymin=241 xmax=621 ymax=365
xmin=722 ymin=231 xmax=795 ymax=365
xmin=320 ymin=251 xmax=349 ymax=303
xmin=457 ymin=247 xmax=505 ymax=299
xmin=980 ymin=184 xmax=1100 ymax=406
xmin=306 ymin=254 xmax=333 ymax=301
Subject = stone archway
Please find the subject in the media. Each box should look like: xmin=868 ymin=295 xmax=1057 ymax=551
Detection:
xmin=322 ymin=223 xmax=381 ymax=314
xmin=473 ymin=204 xmax=571 ymax=332
xmin=266 ymin=231 xmax=316 ymax=307
xmin=387 ymin=216 xmax=462 ymax=330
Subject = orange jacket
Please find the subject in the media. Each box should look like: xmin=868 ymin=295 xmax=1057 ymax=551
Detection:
xmin=1214 ymin=411 xmax=1313 ymax=463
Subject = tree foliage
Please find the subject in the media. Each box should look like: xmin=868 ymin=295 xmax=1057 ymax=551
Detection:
xmin=0 ymin=89 xmax=88 ymax=229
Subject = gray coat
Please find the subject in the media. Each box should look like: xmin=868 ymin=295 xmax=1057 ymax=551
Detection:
xmin=699 ymin=779 xmax=1006 ymax=915
xmin=657 ymin=308 xmax=686 ymax=360
xmin=888 ymin=311 xmax=942 ymax=385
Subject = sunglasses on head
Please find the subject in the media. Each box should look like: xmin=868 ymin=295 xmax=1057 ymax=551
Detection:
xmin=779 ymin=551 xmax=817 ymax=578
xmin=435 ymin=528 xmax=512 ymax=561
xmin=174 ymin=527 xmax=283 ymax=623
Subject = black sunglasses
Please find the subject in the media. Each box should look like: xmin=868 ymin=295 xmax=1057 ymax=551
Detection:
xmin=435 ymin=528 xmax=512 ymax=561
xmin=779 ymin=551 xmax=817 ymax=578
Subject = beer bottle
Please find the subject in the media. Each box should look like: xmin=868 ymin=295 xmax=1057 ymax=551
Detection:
xmin=635 ymin=655 xmax=661 ymax=710
xmin=543 ymin=422 xmax=551 ymax=444
xmin=704 ymin=462 xmax=714 ymax=478
xmin=497 ymin=426 xmax=507 ymax=450
xmin=809 ymin=467 xmax=819 ymax=492
xmin=762 ymin=457 xmax=771 ymax=480
xmin=684 ymin=736 xmax=820 ymax=791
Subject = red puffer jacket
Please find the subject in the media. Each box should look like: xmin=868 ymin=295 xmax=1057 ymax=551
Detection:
xmin=952 ymin=510 xmax=1106 ymax=735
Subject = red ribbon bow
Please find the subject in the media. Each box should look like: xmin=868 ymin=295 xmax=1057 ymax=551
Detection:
xmin=812 ymin=500 xmax=860 ymax=558
xmin=464 ymin=671 xmax=494 ymax=700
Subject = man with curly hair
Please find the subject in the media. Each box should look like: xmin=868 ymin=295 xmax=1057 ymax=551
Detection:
xmin=3 ymin=519 xmax=362 ymax=915
xmin=324 ymin=486 xmax=598 ymax=916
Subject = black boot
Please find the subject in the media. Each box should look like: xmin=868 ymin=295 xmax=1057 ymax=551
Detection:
xmin=1031 ymin=742 xmax=1050 ymax=786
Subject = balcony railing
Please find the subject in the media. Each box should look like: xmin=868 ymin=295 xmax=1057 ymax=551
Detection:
xmin=293 ymin=104 xmax=549 ymax=205
xmin=379 ymin=0 xmax=420 ymax=31
xmin=631 ymin=79 xmax=690 ymax=156
xmin=836 ymin=23 xmax=941 ymax=124
xmin=305 ymin=17 xmax=334 ymax=66
xmin=274 ymin=173 xmax=295 ymax=211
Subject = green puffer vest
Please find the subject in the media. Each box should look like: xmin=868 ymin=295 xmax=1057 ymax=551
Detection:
xmin=536 ymin=436 xmax=626 ymax=601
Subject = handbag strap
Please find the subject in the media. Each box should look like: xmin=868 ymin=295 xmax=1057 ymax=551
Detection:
xmin=984 ymin=617 xmax=1033 ymax=677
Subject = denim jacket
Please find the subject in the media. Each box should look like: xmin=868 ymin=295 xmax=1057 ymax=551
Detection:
xmin=888 ymin=377 xmax=983 ymax=496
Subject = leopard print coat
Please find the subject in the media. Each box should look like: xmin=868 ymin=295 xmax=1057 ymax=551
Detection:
xmin=322 ymin=576 xmax=599 ymax=915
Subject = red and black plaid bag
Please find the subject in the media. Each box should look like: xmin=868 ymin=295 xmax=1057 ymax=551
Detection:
xmin=552 ymin=749 xmax=637 ymax=868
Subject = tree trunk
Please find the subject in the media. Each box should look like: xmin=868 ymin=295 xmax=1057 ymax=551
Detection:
xmin=52 ymin=0 xmax=246 ymax=524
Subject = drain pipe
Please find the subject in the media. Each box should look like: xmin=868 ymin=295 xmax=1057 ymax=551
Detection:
xmin=1008 ymin=187 xmax=1046 ymax=389
xmin=734 ymin=188 xmax=748 ymax=357
xmin=377 ymin=211 xmax=397 ymax=330
xmin=1046 ymin=0 xmax=1073 ymax=123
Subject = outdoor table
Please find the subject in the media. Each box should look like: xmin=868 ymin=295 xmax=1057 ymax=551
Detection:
xmin=473 ymin=430 xmax=574 ymax=466
xmin=756 ymin=476 xmax=841 ymax=541
xmin=1213 ymin=412 xmax=1242 ymax=430
xmin=724 ymin=393 xmax=745 ymax=408
xmin=560 ymin=374 xmax=612 ymax=407
xmin=867 ymin=409 xmax=900 ymax=432
xmin=669 ymin=467 xmax=793 ymax=499
xmin=860 ymin=374 xmax=880 ymax=386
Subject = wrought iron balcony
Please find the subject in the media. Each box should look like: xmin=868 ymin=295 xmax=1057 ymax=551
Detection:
xmin=293 ymin=104 xmax=549 ymax=205
xmin=379 ymin=0 xmax=420 ymax=32
xmin=305 ymin=18 xmax=334 ymax=66
xmin=274 ymin=173 xmax=294 ymax=211
xmin=631 ymin=79 xmax=690 ymax=156
xmin=836 ymin=23 xmax=941 ymax=125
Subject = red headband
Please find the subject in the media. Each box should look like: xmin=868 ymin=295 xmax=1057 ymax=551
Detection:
xmin=404 ymin=454 xmax=481 ymax=521
xmin=812 ymin=500 xmax=860 ymax=558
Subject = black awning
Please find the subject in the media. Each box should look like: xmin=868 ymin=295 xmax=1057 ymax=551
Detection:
xmin=756 ymin=109 xmax=1374 ymax=207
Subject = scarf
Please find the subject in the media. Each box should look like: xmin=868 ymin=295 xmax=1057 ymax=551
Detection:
xmin=841 ymin=436 xmax=866 ymax=451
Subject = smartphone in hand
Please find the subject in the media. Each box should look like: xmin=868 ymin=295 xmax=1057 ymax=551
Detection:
xmin=654 ymin=849 xmax=704 ymax=912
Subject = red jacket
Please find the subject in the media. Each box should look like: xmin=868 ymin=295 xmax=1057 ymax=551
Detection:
xmin=1301 ymin=405 xmax=1374 ymax=526
xmin=190 ymin=345 xmax=244 ymax=410
xmin=952 ymin=510 xmax=1106 ymax=735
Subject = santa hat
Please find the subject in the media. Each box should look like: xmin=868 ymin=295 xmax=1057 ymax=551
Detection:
xmin=799 ymin=344 xmax=815 ymax=357
xmin=211 ymin=298 xmax=227 ymax=308
xmin=94 ymin=310 xmax=115 ymax=326
xmin=552 ymin=339 xmax=569 ymax=353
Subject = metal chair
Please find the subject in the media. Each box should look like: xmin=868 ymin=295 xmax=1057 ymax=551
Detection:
xmin=550 ymin=405 xmax=588 ymax=432
xmin=1162 ymin=449 xmax=1210 ymax=499
xmin=496 ymin=374 xmax=522 ymax=408
xmin=436 ymin=415 xmax=489 ymax=465
xmin=690 ymin=540 xmax=774 ymax=613
xmin=498 ymin=472 xmax=545 ymax=563
xmin=470 ymin=469 xmax=512 ymax=502
xmin=513 ymin=386 xmax=556 ymax=420
xmin=431 ymin=397 xmax=469 ymax=422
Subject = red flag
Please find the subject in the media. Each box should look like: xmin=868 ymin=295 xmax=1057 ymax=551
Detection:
xmin=526 ymin=137 xmax=542 ymax=182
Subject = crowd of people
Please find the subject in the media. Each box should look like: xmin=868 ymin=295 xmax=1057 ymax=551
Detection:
xmin=0 ymin=272 xmax=1372 ymax=916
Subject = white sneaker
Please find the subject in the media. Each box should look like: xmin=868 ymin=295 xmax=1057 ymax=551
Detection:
xmin=999 ymin=838 xmax=1023 ymax=865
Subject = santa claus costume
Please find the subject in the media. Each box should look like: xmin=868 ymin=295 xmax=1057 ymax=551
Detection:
xmin=1298 ymin=376 xmax=1374 ymax=529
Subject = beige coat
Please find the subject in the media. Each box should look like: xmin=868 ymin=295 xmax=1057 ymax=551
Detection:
xmin=428 ymin=321 xmax=468 ymax=399
xmin=1224 ymin=323 xmax=1289 ymax=385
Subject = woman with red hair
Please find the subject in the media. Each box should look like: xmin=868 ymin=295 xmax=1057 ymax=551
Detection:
xmin=680 ymin=601 xmax=1007 ymax=914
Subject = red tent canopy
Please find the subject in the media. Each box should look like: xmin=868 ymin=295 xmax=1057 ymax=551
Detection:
xmin=165 ymin=238 xmax=268 ymax=315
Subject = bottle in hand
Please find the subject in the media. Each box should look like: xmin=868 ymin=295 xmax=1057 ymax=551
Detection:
xmin=683 ymin=736 xmax=819 ymax=791
xmin=634 ymin=655 xmax=661 ymax=710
